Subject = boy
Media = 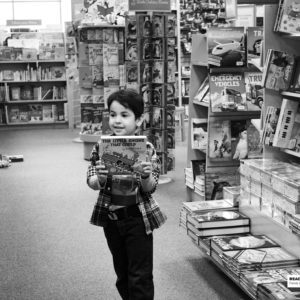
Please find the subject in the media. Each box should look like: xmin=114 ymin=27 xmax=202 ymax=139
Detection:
xmin=86 ymin=89 xmax=167 ymax=300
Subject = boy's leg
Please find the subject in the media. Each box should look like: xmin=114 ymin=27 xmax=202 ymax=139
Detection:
xmin=125 ymin=216 xmax=154 ymax=300
xmin=103 ymin=222 xmax=129 ymax=300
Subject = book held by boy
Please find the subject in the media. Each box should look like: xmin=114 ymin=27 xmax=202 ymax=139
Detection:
xmin=99 ymin=135 xmax=147 ymax=175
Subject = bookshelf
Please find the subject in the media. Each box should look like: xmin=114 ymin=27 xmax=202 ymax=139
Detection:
xmin=238 ymin=3 xmax=300 ymax=255
xmin=0 ymin=59 xmax=68 ymax=127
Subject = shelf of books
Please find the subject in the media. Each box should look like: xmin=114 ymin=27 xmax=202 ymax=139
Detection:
xmin=0 ymin=32 xmax=68 ymax=127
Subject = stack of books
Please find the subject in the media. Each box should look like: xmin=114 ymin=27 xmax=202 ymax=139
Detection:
xmin=240 ymin=267 xmax=300 ymax=299
xmin=184 ymin=167 xmax=194 ymax=189
xmin=221 ymin=247 xmax=300 ymax=281
xmin=289 ymin=214 xmax=300 ymax=236
xmin=193 ymin=175 xmax=205 ymax=199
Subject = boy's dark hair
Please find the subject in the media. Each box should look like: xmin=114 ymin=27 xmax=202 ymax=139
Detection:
xmin=107 ymin=89 xmax=144 ymax=119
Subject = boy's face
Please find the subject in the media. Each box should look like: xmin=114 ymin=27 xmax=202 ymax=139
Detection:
xmin=109 ymin=100 xmax=139 ymax=136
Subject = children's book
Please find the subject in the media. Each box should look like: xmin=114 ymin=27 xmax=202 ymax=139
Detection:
xmin=152 ymin=84 xmax=164 ymax=107
xmin=194 ymin=76 xmax=209 ymax=104
xmin=207 ymin=27 xmax=246 ymax=68
xmin=103 ymin=44 xmax=118 ymax=66
xmin=100 ymin=135 xmax=147 ymax=175
xmin=263 ymin=49 xmax=295 ymax=92
xmin=244 ymin=71 xmax=263 ymax=111
xmin=261 ymin=106 xmax=281 ymax=146
xmin=167 ymin=37 xmax=176 ymax=61
xmin=152 ymin=14 xmax=165 ymax=37
xmin=152 ymin=61 xmax=165 ymax=84
xmin=102 ymin=29 xmax=114 ymax=44
xmin=50 ymin=66 xmax=66 ymax=80
xmin=182 ymin=199 xmax=236 ymax=214
xmin=231 ymin=119 xmax=248 ymax=160
xmin=125 ymin=61 xmax=139 ymax=85
xmin=273 ymin=99 xmax=299 ymax=148
xmin=165 ymin=12 xmax=177 ymax=37
xmin=287 ymin=106 xmax=300 ymax=152
xmin=92 ymin=65 xmax=104 ymax=88
xmin=125 ymin=15 xmax=137 ymax=39
xmin=125 ymin=39 xmax=138 ymax=61
xmin=191 ymin=118 xmax=208 ymax=151
xmin=187 ymin=210 xmax=250 ymax=229
xmin=209 ymin=72 xmax=247 ymax=113
xmin=274 ymin=0 xmax=300 ymax=34
xmin=247 ymin=119 xmax=263 ymax=159
xmin=137 ymin=14 xmax=152 ymax=37
xmin=88 ymin=44 xmax=103 ymax=66
xmin=246 ymin=26 xmax=263 ymax=63
xmin=152 ymin=38 xmax=164 ymax=60
xmin=208 ymin=119 xmax=232 ymax=161
xmin=140 ymin=38 xmax=152 ymax=60
xmin=152 ymin=107 xmax=164 ymax=129
xmin=103 ymin=65 xmax=120 ymax=87
xmin=79 ymin=66 xmax=93 ymax=88
xmin=167 ymin=61 xmax=176 ymax=83
xmin=140 ymin=62 xmax=152 ymax=84
xmin=211 ymin=234 xmax=278 ymax=254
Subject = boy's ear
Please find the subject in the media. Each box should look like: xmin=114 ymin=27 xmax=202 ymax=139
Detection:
xmin=136 ymin=114 xmax=144 ymax=127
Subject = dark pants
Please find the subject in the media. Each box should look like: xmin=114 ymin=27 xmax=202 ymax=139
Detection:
xmin=103 ymin=216 xmax=154 ymax=300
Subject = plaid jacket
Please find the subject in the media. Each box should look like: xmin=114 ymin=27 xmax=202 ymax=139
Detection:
xmin=86 ymin=140 xmax=167 ymax=234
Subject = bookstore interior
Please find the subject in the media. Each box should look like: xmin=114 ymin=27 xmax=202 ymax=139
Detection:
xmin=1 ymin=0 xmax=300 ymax=299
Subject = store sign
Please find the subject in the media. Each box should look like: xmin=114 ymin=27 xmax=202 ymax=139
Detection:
xmin=6 ymin=20 xmax=42 ymax=26
xmin=129 ymin=0 xmax=171 ymax=11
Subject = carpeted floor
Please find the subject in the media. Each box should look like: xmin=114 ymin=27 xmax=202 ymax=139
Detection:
xmin=0 ymin=128 xmax=250 ymax=300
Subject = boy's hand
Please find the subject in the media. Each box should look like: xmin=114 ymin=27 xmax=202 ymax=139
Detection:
xmin=139 ymin=161 xmax=152 ymax=179
xmin=95 ymin=161 xmax=108 ymax=184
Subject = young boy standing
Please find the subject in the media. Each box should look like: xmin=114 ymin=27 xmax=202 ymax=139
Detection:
xmin=87 ymin=89 xmax=167 ymax=300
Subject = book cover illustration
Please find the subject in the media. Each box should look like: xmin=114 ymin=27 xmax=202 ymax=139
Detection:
xmin=50 ymin=66 xmax=66 ymax=80
xmin=231 ymin=120 xmax=248 ymax=160
xmin=208 ymin=119 xmax=232 ymax=160
xmin=264 ymin=49 xmax=295 ymax=91
xmin=78 ymin=42 xmax=89 ymax=66
xmin=205 ymin=172 xmax=239 ymax=200
xmin=246 ymin=26 xmax=263 ymax=62
xmin=247 ymin=119 xmax=263 ymax=159
xmin=125 ymin=39 xmax=138 ymax=61
xmin=142 ymin=108 xmax=151 ymax=131
xmin=152 ymin=61 xmax=165 ymax=84
xmin=167 ymin=83 xmax=176 ymax=103
xmin=289 ymin=59 xmax=300 ymax=91
xmin=42 ymin=104 xmax=54 ymax=122
xmin=182 ymin=199 xmax=235 ymax=214
xmin=100 ymin=135 xmax=147 ymax=175
xmin=165 ymin=13 xmax=177 ymax=37
xmin=19 ymin=105 xmax=29 ymax=122
xmin=262 ymin=106 xmax=281 ymax=146
xmin=140 ymin=62 xmax=152 ymax=84
xmin=152 ymin=84 xmax=164 ymax=107
xmin=207 ymin=27 xmax=246 ymax=68
xmin=138 ymin=14 xmax=152 ymax=37
xmin=88 ymin=44 xmax=102 ymax=66
xmin=141 ymin=38 xmax=152 ymax=60
xmin=244 ymin=72 xmax=263 ymax=111
xmin=210 ymin=72 xmax=247 ymax=113
xmin=152 ymin=38 xmax=164 ymax=60
xmin=211 ymin=234 xmax=278 ymax=252
xmin=273 ymin=99 xmax=300 ymax=148
xmin=152 ymin=14 xmax=165 ymax=37
xmin=141 ymin=84 xmax=152 ymax=108
xmin=167 ymin=61 xmax=176 ymax=83
xmin=103 ymin=65 xmax=120 ymax=87
xmin=167 ymin=128 xmax=175 ymax=149
xmin=79 ymin=66 xmax=93 ymax=89
xmin=188 ymin=211 xmax=250 ymax=229
xmin=8 ymin=106 xmax=20 ymax=123
xmin=288 ymin=105 xmax=300 ymax=152
xmin=166 ymin=105 xmax=175 ymax=128
xmin=87 ymin=28 xmax=96 ymax=42
xmin=166 ymin=35 xmax=175 ymax=60
xmin=152 ymin=107 xmax=164 ymax=129
xmin=103 ymin=44 xmax=119 ymax=66
xmin=151 ymin=129 xmax=165 ymax=152
xmin=102 ymin=29 xmax=114 ymax=44
xmin=92 ymin=65 xmax=103 ymax=88
xmin=125 ymin=15 xmax=137 ymax=39
xmin=191 ymin=118 xmax=208 ymax=151
xmin=28 ymin=104 xmax=43 ymax=122
xmin=125 ymin=62 xmax=138 ymax=85
xmin=276 ymin=0 xmax=300 ymax=34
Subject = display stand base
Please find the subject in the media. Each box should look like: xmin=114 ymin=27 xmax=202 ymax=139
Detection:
xmin=158 ymin=175 xmax=172 ymax=185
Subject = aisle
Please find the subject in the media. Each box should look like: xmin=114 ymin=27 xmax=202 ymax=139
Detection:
xmin=0 ymin=128 xmax=250 ymax=300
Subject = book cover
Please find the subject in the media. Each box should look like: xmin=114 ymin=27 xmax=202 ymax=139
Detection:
xmin=151 ymin=129 xmax=165 ymax=152
xmin=288 ymin=106 xmax=300 ymax=151
xmin=246 ymin=26 xmax=263 ymax=62
xmin=273 ymin=98 xmax=299 ymax=148
xmin=188 ymin=210 xmax=250 ymax=229
xmin=28 ymin=104 xmax=43 ymax=122
xmin=138 ymin=14 xmax=152 ymax=37
xmin=42 ymin=104 xmax=54 ymax=122
xmin=276 ymin=0 xmax=300 ymax=34
xmin=18 ymin=105 xmax=29 ymax=123
xmin=152 ymin=84 xmax=164 ymax=107
xmin=92 ymin=65 xmax=104 ymax=88
xmin=152 ymin=107 xmax=164 ymax=129
xmin=152 ymin=61 xmax=165 ymax=84
xmin=231 ymin=120 xmax=248 ymax=160
xmin=125 ymin=61 xmax=138 ymax=85
xmin=88 ymin=44 xmax=103 ymax=66
xmin=165 ymin=12 xmax=177 ymax=37
xmin=167 ymin=37 xmax=176 ymax=61
xmin=103 ymin=44 xmax=118 ymax=66
xmin=209 ymin=72 xmax=247 ymax=113
xmin=103 ymin=65 xmax=120 ymax=87
xmin=79 ymin=66 xmax=93 ymax=89
xmin=244 ymin=71 xmax=263 ymax=111
xmin=211 ymin=234 xmax=278 ymax=254
xmin=167 ymin=128 xmax=175 ymax=149
xmin=8 ymin=106 xmax=20 ymax=123
xmin=182 ymin=199 xmax=235 ymax=214
xmin=262 ymin=106 xmax=281 ymax=146
xmin=194 ymin=76 xmax=210 ymax=104
xmin=205 ymin=172 xmax=239 ymax=200
xmin=187 ymin=222 xmax=250 ymax=237
xmin=208 ymin=119 xmax=232 ymax=161
xmin=140 ymin=38 xmax=152 ymax=61
xmin=207 ymin=27 xmax=246 ymax=68
xmin=167 ymin=61 xmax=176 ymax=83
xmin=125 ymin=15 xmax=137 ymax=39
xmin=258 ymin=281 xmax=300 ymax=299
xmin=125 ymin=39 xmax=138 ymax=61
xmin=50 ymin=66 xmax=66 ymax=80
xmin=140 ymin=84 xmax=152 ymax=109
xmin=140 ymin=62 xmax=152 ymax=85
xmin=103 ymin=29 xmax=114 ymax=44
xmin=191 ymin=118 xmax=208 ymax=151
xmin=100 ymin=135 xmax=147 ymax=175
xmin=78 ymin=43 xmax=89 ymax=66
xmin=152 ymin=38 xmax=165 ymax=60
xmin=289 ymin=59 xmax=300 ymax=92
xmin=264 ymin=49 xmax=295 ymax=91
xmin=152 ymin=14 xmax=165 ymax=37
xmin=166 ymin=105 xmax=175 ymax=128
xmin=247 ymin=119 xmax=263 ymax=159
